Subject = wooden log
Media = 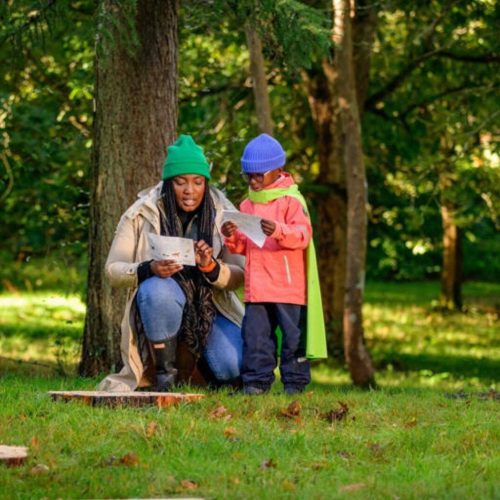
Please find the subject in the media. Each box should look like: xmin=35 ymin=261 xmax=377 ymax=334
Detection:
xmin=48 ymin=390 xmax=204 ymax=408
xmin=0 ymin=445 xmax=28 ymax=466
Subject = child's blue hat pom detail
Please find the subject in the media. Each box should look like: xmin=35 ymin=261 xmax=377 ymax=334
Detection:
xmin=241 ymin=133 xmax=286 ymax=173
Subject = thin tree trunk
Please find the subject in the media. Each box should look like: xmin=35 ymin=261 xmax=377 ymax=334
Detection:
xmin=80 ymin=0 xmax=178 ymax=376
xmin=302 ymin=66 xmax=346 ymax=358
xmin=245 ymin=24 xmax=273 ymax=134
xmin=302 ymin=1 xmax=376 ymax=360
xmin=440 ymin=203 xmax=463 ymax=309
xmin=333 ymin=0 xmax=375 ymax=387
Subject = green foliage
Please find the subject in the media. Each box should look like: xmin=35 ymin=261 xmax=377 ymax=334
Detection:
xmin=0 ymin=1 xmax=94 ymax=262
xmin=363 ymin=0 xmax=500 ymax=281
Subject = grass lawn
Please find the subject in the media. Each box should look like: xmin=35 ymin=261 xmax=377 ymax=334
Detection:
xmin=0 ymin=282 xmax=499 ymax=499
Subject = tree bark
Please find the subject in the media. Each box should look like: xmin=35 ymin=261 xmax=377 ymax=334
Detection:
xmin=245 ymin=24 xmax=274 ymax=134
xmin=333 ymin=0 xmax=375 ymax=387
xmin=440 ymin=203 xmax=463 ymax=310
xmin=79 ymin=0 xmax=178 ymax=376
xmin=302 ymin=0 xmax=377 ymax=359
xmin=302 ymin=65 xmax=346 ymax=358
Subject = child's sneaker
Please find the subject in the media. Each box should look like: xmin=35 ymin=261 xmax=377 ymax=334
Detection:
xmin=242 ymin=385 xmax=268 ymax=395
xmin=284 ymin=385 xmax=304 ymax=395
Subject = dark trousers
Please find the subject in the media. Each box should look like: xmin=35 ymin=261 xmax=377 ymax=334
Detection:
xmin=241 ymin=303 xmax=311 ymax=390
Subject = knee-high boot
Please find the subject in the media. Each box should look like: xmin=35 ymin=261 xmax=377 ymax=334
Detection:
xmin=153 ymin=337 xmax=178 ymax=392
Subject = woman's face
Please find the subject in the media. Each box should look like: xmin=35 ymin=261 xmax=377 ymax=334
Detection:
xmin=172 ymin=175 xmax=206 ymax=212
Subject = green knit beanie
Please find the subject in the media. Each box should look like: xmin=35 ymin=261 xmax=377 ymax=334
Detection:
xmin=162 ymin=134 xmax=211 ymax=180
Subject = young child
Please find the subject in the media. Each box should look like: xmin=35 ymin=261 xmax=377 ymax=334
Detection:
xmin=221 ymin=133 xmax=327 ymax=395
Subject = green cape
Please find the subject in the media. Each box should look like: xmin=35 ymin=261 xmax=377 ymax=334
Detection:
xmin=248 ymin=185 xmax=328 ymax=359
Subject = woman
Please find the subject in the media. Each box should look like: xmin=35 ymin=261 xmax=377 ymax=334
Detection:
xmin=98 ymin=135 xmax=244 ymax=392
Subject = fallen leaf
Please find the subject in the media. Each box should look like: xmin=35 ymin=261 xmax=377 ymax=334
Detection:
xmin=339 ymin=483 xmax=366 ymax=492
xmin=180 ymin=479 xmax=198 ymax=490
xmin=30 ymin=436 xmax=40 ymax=449
xmin=146 ymin=421 xmax=158 ymax=438
xmin=230 ymin=476 xmax=241 ymax=485
xmin=209 ymin=402 xmax=232 ymax=421
xmin=120 ymin=452 xmax=139 ymax=466
xmin=260 ymin=458 xmax=277 ymax=470
xmin=30 ymin=463 xmax=49 ymax=475
xmin=279 ymin=400 xmax=301 ymax=418
xmin=224 ymin=427 xmax=237 ymax=438
xmin=323 ymin=401 xmax=349 ymax=423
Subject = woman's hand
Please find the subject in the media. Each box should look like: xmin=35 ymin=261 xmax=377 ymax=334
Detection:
xmin=221 ymin=221 xmax=238 ymax=237
xmin=150 ymin=260 xmax=183 ymax=278
xmin=261 ymin=219 xmax=276 ymax=236
xmin=195 ymin=240 xmax=214 ymax=267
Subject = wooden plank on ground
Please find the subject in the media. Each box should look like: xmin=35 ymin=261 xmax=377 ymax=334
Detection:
xmin=48 ymin=390 xmax=204 ymax=408
xmin=0 ymin=445 xmax=28 ymax=466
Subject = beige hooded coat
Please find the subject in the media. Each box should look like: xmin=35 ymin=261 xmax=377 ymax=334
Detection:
xmin=98 ymin=182 xmax=245 ymax=392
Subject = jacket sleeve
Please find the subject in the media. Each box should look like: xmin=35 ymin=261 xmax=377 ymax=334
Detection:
xmin=105 ymin=214 xmax=140 ymax=289
xmin=209 ymin=246 xmax=245 ymax=290
xmin=270 ymin=197 xmax=312 ymax=250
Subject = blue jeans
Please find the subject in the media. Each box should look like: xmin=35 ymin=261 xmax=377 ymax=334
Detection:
xmin=136 ymin=276 xmax=242 ymax=381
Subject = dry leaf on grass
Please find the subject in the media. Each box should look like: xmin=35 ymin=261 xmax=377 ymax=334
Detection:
xmin=260 ymin=458 xmax=277 ymax=470
xmin=30 ymin=463 xmax=49 ymax=475
xmin=209 ymin=402 xmax=232 ymax=421
xmin=279 ymin=400 xmax=301 ymax=418
xmin=146 ymin=421 xmax=158 ymax=437
xmin=224 ymin=427 xmax=237 ymax=438
xmin=339 ymin=482 xmax=366 ymax=492
xmin=120 ymin=452 xmax=139 ymax=466
xmin=180 ymin=479 xmax=198 ymax=490
xmin=322 ymin=401 xmax=349 ymax=423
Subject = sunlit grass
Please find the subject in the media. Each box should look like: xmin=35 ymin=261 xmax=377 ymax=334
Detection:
xmin=0 ymin=282 xmax=499 ymax=498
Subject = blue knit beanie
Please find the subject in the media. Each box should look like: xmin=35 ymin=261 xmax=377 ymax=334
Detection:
xmin=240 ymin=133 xmax=286 ymax=173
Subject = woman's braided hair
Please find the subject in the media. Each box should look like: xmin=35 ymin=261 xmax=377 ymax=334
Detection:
xmin=160 ymin=180 xmax=217 ymax=355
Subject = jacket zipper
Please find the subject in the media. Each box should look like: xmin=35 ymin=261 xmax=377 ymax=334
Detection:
xmin=283 ymin=255 xmax=292 ymax=284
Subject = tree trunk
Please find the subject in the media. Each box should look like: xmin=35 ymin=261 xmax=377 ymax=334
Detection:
xmin=302 ymin=1 xmax=377 ymax=360
xmin=245 ymin=24 xmax=273 ymax=134
xmin=302 ymin=65 xmax=346 ymax=358
xmin=79 ymin=0 xmax=178 ymax=376
xmin=333 ymin=0 xmax=375 ymax=387
xmin=440 ymin=203 xmax=463 ymax=309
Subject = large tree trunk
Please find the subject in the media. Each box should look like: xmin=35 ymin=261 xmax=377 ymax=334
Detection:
xmin=79 ymin=0 xmax=178 ymax=376
xmin=440 ymin=202 xmax=463 ymax=310
xmin=334 ymin=0 xmax=375 ymax=387
xmin=245 ymin=24 xmax=273 ymax=134
xmin=302 ymin=0 xmax=377 ymax=359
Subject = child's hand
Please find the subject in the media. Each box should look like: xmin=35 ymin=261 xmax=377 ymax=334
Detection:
xmin=261 ymin=219 xmax=276 ymax=236
xmin=221 ymin=220 xmax=238 ymax=237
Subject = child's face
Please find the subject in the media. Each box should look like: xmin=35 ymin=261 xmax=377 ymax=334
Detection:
xmin=243 ymin=167 xmax=283 ymax=191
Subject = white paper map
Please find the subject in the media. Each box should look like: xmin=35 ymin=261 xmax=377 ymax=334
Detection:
xmin=147 ymin=234 xmax=196 ymax=266
xmin=222 ymin=209 xmax=267 ymax=248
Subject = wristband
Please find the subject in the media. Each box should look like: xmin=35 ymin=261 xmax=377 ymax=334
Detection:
xmin=198 ymin=259 xmax=217 ymax=273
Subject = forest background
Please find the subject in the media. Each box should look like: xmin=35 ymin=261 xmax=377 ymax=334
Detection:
xmin=0 ymin=1 xmax=498 ymax=377
xmin=0 ymin=1 xmax=499 ymax=498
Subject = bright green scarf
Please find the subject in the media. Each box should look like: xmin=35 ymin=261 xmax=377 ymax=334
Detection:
xmin=248 ymin=185 xmax=328 ymax=359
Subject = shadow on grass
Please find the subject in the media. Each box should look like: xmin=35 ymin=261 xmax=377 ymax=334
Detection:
xmin=373 ymin=352 xmax=500 ymax=382
xmin=0 ymin=323 xmax=81 ymax=341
